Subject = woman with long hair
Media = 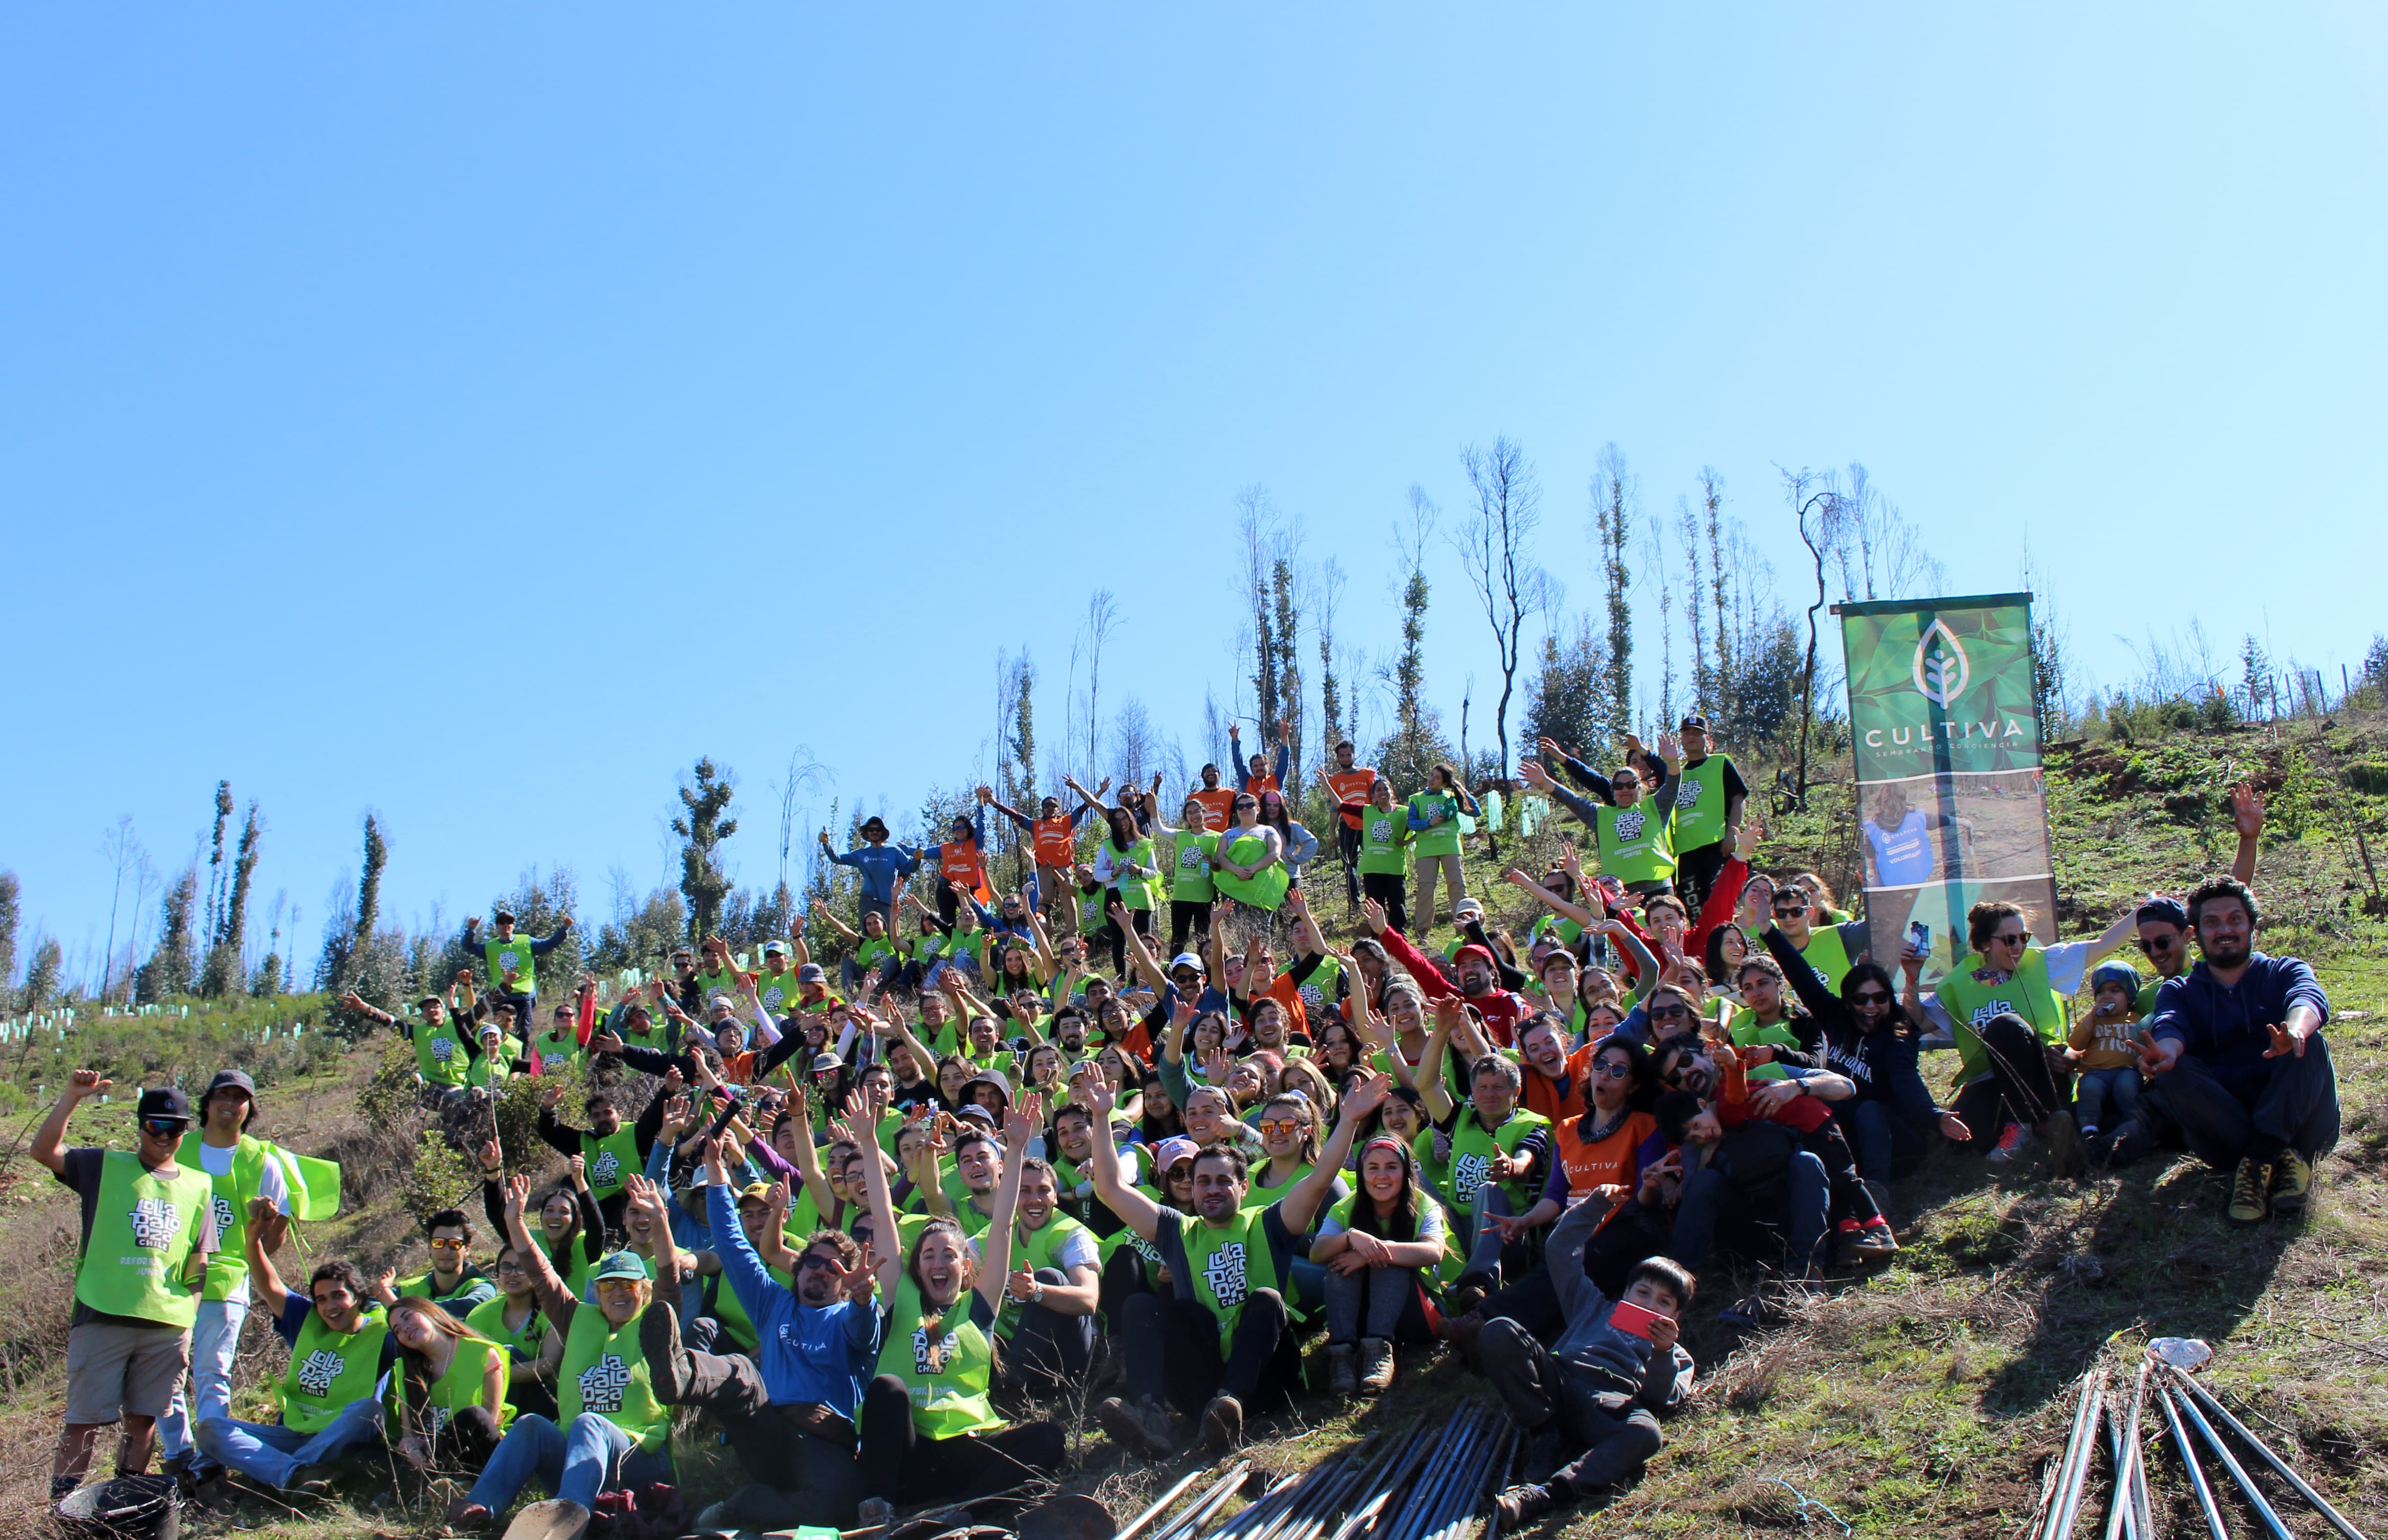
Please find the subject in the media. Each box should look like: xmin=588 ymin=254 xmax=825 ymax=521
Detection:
xmin=1310 ymin=1134 xmax=1447 ymax=1396
xmin=478 ymin=1139 xmax=603 ymax=1301
xmin=1094 ymin=804 xmax=1163 ymax=976
xmin=1407 ymin=762 xmax=1480 ymax=932
xmin=1211 ymin=792 xmax=1290 ymax=915
xmin=388 ymin=1294 xmax=510 ymax=1478
xmin=1156 ymin=794 xmax=1222 ymax=953
xmin=1255 ymin=789 xmax=1320 ymax=892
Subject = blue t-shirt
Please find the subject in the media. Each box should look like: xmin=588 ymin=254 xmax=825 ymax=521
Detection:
xmin=1864 ymin=810 xmax=1938 ymax=886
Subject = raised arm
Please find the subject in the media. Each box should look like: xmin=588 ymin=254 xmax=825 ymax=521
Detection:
xmin=1417 ymin=998 xmax=1460 ymax=1122
xmin=1116 ymin=903 xmax=1173 ymax=995
xmin=244 ymin=1198 xmax=297 ymax=1320
xmin=499 ymin=1175 xmax=579 ymax=1331
xmin=1503 ymin=868 xmax=1595 ymax=929
xmin=2229 ymin=782 xmax=2265 ymax=885
xmin=1081 ymin=1081 xmax=1163 ymax=1242
xmin=974 ymin=1095 xmax=1039 ymax=1314
xmin=1281 ymin=1073 xmax=1392 ymax=1236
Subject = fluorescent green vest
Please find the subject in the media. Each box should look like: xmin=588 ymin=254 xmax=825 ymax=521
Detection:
xmin=280 ymin=1305 xmax=389 ymax=1434
xmin=1326 ymin=1190 xmax=1464 ymax=1290
xmin=1357 ymin=806 xmax=1408 ymax=876
xmin=528 ymin=1028 xmax=581 ymax=1076
xmin=464 ymin=1292 xmax=550 ymax=1405
xmin=1408 ymin=793 xmax=1464 ymax=859
xmin=1936 ymin=947 xmax=2069 ymax=1084
xmin=560 ymin=1305 xmax=673 ymax=1454
xmin=1292 ymin=954 xmax=1344 ymax=1018
xmin=1594 ymin=800 xmax=1675 ymax=886
xmin=877 ymin=1277 xmax=1001 ymax=1438
xmin=994 ymin=1213 xmax=1092 ymax=1339
xmin=74 ymin=1152 xmax=213 ymax=1329
xmin=396 ymin=1334 xmax=512 ymax=1440
xmin=581 ymin=1124 xmax=644 ymax=1202
xmin=1213 ymin=832 xmax=1290 ymax=913
xmin=399 ymin=1267 xmax=491 ymax=1310
xmin=1449 ymin=1107 xmax=1549 ymax=1212
xmin=175 ymin=1133 xmax=283 ymax=1302
xmin=485 ymin=934 xmax=539 ymax=995
xmin=1242 ymin=1161 xmax=1314 ymax=1212
xmin=1183 ymin=1207 xmax=1280 ymax=1357
xmin=463 ymin=1037 xmax=519 ymax=1092
xmin=1668 ymin=755 xmax=1735 ymax=852
xmin=1073 ymin=887 xmax=1108 ymax=936
xmin=1108 ymin=839 xmax=1159 ymax=910
xmin=1170 ymin=831 xmax=1219 ymax=903
xmin=414 ymin=1018 xmax=471 ymax=1087
xmin=1797 ymin=925 xmax=1856 ymax=995
xmin=1728 ymin=1009 xmax=1805 ymax=1083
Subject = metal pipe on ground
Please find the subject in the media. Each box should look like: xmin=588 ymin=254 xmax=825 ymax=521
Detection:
xmin=2104 ymin=1364 xmax=2151 ymax=1540
xmin=1120 ymin=1468 xmax=1215 ymax=1540
xmin=2045 ymin=1369 xmax=2109 ymax=1540
xmin=2156 ymin=1383 xmax=2233 ymax=1540
xmin=1395 ymin=1405 xmax=1489 ymax=1540
xmin=1150 ymin=1463 xmax=1253 ymax=1540
xmin=2165 ymin=1379 xmax=2295 ymax=1540
xmin=2168 ymin=1371 xmax=2373 ymax=1540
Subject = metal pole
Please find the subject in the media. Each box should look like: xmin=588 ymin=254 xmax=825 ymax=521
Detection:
xmin=2171 ymin=1372 xmax=2373 ymax=1540
xmin=2157 ymin=1384 xmax=2233 ymax=1540
xmin=2104 ymin=1363 xmax=2150 ymax=1540
xmin=2166 ymin=1381 xmax=2295 ymax=1540
xmin=1121 ymin=1467 xmax=1214 ymax=1540
xmin=1150 ymin=1463 xmax=1252 ymax=1540
xmin=2046 ymin=1370 xmax=2108 ymax=1540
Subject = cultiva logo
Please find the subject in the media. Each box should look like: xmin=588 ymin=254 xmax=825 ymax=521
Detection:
xmin=1911 ymin=619 xmax=1970 ymax=707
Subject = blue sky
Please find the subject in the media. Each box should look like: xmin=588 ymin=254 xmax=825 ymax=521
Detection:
xmin=4 ymin=5 xmax=2381 ymax=982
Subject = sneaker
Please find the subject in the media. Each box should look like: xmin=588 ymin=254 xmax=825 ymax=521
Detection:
xmin=1445 ymin=1269 xmax=1496 ymax=1319
xmin=444 ymin=1500 xmax=495 ymax=1534
xmin=1848 ymin=1216 xmax=1899 ymax=1257
xmin=501 ymin=1498 xmax=593 ymax=1540
xmin=1493 ymin=1484 xmax=1559 ymax=1528
xmin=1985 ymin=1123 xmax=2031 ymax=1163
xmin=2227 ymin=1156 xmax=2274 ymax=1224
xmin=1096 ymin=1395 xmax=1175 ymax=1460
xmin=1357 ymin=1337 xmax=1395 ymax=1394
xmin=2270 ymin=1150 xmax=2314 ymax=1214
xmin=2077 ymin=1125 xmax=2099 ymax=1141
xmin=1199 ymin=1393 xmax=1244 ymax=1452
xmin=640 ymin=1301 xmax=691 ymax=1404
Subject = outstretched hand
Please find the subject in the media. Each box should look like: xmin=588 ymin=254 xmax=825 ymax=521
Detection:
xmin=2263 ymin=1019 xmax=2312 ymax=1060
xmin=2133 ymin=1028 xmax=2182 ymax=1076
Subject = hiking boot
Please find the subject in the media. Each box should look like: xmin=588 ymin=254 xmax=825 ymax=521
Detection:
xmin=444 ymin=1499 xmax=495 ymax=1534
xmin=1847 ymin=1215 xmax=1899 ymax=1258
xmin=641 ymin=1301 xmax=692 ymax=1404
xmin=1096 ymin=1395 xmax=1175 ymax=1459
xmin=1448 ymin=1310 xmax=1488 ymax=1372
xmin=2270 ymin=1150 xmax=2314 ymax=1213
xmin=1357 ymin=1338 xmax=1395 ymax=1395
xmin=1325 ymin=1343 xmax=1357 ymax=1397
xmin=1492 ymin=1484 xmax=1559 ymax=1528
xmin=855 ymin=1498 xmax=895 ymax=1533
xmin=1445 ymin=1269 xmax=1495 ymax=1319
xmin=1199 ymin=1393 xmax=1244 ymax=1452
xmin=2227 ymin=1156 xmax=2274 ymax=1224
xmin=2039 ymin=1110 xmax=2081 ymax=1177
xmin=1985 ymin=1123 xmax=2031 ymax=1163
xmin=500 ymin=1498 xmax=592 ymax=1540
xmin=1087 ymin=1335 xmax=1127 ymax=1391
xmin=1861 ymin=1178 xmax=1892 ymax=1221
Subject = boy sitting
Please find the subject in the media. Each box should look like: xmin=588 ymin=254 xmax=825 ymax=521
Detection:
xmin=2068 ymin=961 xmax=2145 ymax=1157
xmin=1480 ymin=1187 xmax=1696 ymax=1526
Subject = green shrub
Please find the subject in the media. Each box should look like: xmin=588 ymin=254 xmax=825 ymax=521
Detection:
xmin=401 ymin=1128 xmax=478 ymax=1225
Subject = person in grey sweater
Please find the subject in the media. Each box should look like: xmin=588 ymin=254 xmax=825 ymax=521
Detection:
xmin=1477 ymin=1191 xmax=1697 ymax=1526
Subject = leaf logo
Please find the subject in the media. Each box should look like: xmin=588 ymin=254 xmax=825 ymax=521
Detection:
xmin=1911 ymin=619 xmax=1970 ymax=707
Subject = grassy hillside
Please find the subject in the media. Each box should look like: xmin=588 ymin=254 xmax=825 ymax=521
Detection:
xmin=1 ymin=712 xmax=2382 ymax=1538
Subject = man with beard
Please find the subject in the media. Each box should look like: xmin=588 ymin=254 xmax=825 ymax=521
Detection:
xmin=1364 ymin=897 xmax=1531 ymax=1047
xmin=2113 ymin=876 xmax=2338 ymax=1223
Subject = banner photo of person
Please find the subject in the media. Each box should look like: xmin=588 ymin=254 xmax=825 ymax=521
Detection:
xmin=1835 ymin=591 xmax=2058 ymax=993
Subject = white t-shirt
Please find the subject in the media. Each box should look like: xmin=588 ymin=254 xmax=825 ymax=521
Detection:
xmin=196 ymin=1138 xmax=292 ymax=1307
xmin=1318 ymin=1198 xmax=1447 ymax=1244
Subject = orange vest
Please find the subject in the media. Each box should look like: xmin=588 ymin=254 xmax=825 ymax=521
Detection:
xmin=1032 ymin=817 xmax=1077 ymax=868
xmin=1522 ymin=1043 xmax=1596 ymax=1124
xmin=1551 ymin=1108 xmax=1662 ymax=1200
xmin=1324 ymin=768 xmax=1378 ymax=829
xmin=940 ymin=841 xmax=988 ymax=898
xmin=1191 ymin=789 xmax=1237 ymax=832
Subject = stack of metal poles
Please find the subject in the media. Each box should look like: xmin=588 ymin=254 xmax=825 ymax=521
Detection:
xmin=2152 ymin=1360 xmax=2371 ymax=1540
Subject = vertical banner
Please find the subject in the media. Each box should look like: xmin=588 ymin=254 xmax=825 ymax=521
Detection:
xmin=1836 ymin=592 xmax=2056 ymax=990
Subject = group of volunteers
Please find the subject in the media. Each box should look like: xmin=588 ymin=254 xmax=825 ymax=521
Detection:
xmin=33 ymin=714 xmax=2342 ymax=1538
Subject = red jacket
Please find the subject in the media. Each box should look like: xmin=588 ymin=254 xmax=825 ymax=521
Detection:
xmin=1377 ymin=926 xmax=1531 ymax=1048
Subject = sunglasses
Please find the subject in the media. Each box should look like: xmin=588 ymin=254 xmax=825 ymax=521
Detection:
xmin=141 ymin=1119 xmax=187 ymax=1138
xmin=1593 ymin=1061 xmax=1633 ymax=1079
xmin=1991 ymin=932 xmax=2031 ymax=947
xmin=796 ymin=1253 xmax=842 ymax=1274
xmin=2136 ymin=936 xmax=2175 ymax=954
xmin=1648 ymin=1004 xmax=1692 ymax=1021
xmin=429 ymin=1237 xmax=468 ymax=1251
xmin=1771 ymin=903 xmax=1809 ymax=916
xmin=1849 ymin=989 xmax=1892 ymax=1006
xmin=1257 ymin=1118 xmax=1305 ymax=1135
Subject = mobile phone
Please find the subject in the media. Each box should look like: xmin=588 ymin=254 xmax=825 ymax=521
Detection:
xmin=1908 ymin=921 xmax=1932 ymax=953
xmin=1608 ymin=1299 xmax=1666 ymax=1341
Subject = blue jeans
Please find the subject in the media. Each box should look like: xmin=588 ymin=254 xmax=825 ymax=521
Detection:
xmin=2072 ymin=1067 xmax=2143 ymax=1133
xmin=1668 ymin=1152 xmax=1829 ymax=1276
xmin=157 ymin=1297 xmax=243 ymax=1468
xmin=1833 ymin=1097 xmax=1930 ymax=1183
xmin=197 ymin=1395 xmax=384 ymax=1490
xmin=467 ymin=1412 xmax=671 ymax=1512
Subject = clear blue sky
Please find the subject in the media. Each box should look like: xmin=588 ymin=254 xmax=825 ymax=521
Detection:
xmin=5 ymin=5 xmax=2381 ymax=981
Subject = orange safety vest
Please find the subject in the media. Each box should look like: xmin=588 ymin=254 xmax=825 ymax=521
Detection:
xmin=1190 ymin=789 xmax=1238 ymax=832
xmin=1522 ymin=1043 xmax=1596 ymax=1124
xmin=1324 ymin=768 xmax=1378 ymax=830
xmin=1032 ymin=817 xmax=1077 ymax=868
xmin=1551 ymin=1108 xmax=1662 ymax=1200
xmin=939 ymin=841 xmax=990 ymax=900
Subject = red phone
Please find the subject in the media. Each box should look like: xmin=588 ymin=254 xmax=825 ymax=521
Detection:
xmin=1608 ymin=1300 xmax=1666 ymax=1341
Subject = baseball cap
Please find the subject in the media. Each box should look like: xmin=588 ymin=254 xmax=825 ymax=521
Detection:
xmin=735 ymin=1182 xmax=775 ymax=1206
xmin=1169 ymin=953 xmax=1204 ymax=974
xmin=493 ymin=909 xmax=517 ymax=925
xmin=953 ymin=1104 xmax=997 ymax=1127
xmin=796 ymin=963 xmax=828 ymax=984
xmin=1454 ymin=897 xmax=1484 ymax=919
xmin=2136 ymin=896 xmax=2190 ymax=930
xmin=589 ymin=1252 xmax=649 ymax=1285
xmin=1153 ymin=1136 xmax=1200 ymax=1172
xmin=1454 ymin=943 xmax=1498 ymax=970
xmin=709 ymin=992 xmax=737 ymax=1011
xmin=1680 ymin=713 xmax=1710 ymax=732
xmin=763 ymin=940 xmax=788 ymax=957
xmin=136 ymin=1086 xmax=193 ymax=1125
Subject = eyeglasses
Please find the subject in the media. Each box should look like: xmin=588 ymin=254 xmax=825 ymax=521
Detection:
xmin=1849 ymin=990 xmax=1892 ymax=1006
xmin=429 ymin=1237 xmax=468 ymax=1251
xmin=1592 ymin=1061 xmax=1633 ymax=1079
xmin=495 ymin=1259 xmax=529 ymax=1275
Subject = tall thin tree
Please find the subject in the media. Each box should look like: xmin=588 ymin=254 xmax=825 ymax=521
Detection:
xmin=1454 ymin=436 xmax=1548 ymax=778
xmin=1592 ymin=445 xmax=1636 ymax=748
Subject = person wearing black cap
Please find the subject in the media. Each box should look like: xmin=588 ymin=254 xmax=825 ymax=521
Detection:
xmin=1661 ymin=715 xmax=1746 ymax=916
xmin=32 ymin=1072 xmax=220 ymax=1500
xmin=156 ymin=1070 xmax=297 ymax=1484
xmin=464 ymin=908 xmax=575 ymax=1055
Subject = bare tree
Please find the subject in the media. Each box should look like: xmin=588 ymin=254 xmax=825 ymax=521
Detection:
xmin=1067 ymin=590 xmax=1122 ymax=774
xmin=1453 ymin=437 xmax=1549 ymax=778
xmin=1784 ymin=468 xmax=1847 ymax=805
xmin=98 ymin=818 xmax=144 ymax=1003
xmin=772 ymin=746 xmax=831 ymax=901
xmin=1316 ymin=556 xmax=1349 ymax=766
xmin=1112 ymin=697 xmax=1160 ymax=789
xmin=1645 ymin=508 xmax=1676 ymax=731
xmin=1829 ymin=462 xmax=1944 ymax=602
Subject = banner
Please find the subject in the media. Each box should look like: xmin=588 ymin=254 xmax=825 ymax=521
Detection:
xmin=1836 ymin=592 xmax=2056 ymax=990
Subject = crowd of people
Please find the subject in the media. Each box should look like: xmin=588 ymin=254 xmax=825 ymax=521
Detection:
xmin=34 ymin=720 xmax=2343 ymax=1538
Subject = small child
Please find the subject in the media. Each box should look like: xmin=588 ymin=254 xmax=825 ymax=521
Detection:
xmin=2068 ymin=961 xmax=2145 ymax=1152
xmin=1484 ymin=1192 xmax=1695 ymax=1527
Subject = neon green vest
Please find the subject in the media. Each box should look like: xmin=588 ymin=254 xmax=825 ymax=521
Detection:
xmin=1408 ymin=793 xmax=1464 ymax=859
xmin=560 ymin=1305 xmax=672 ymax=1453
xmin=1292 ymin=955 xmax=1345 ymax=1017
xmin=396 ymin=1335 xmax=512 ymax=1440
xmin=464 ymin=1292 xmax=550 ymax=1401
xmin=1356 ymin=805 xmax=1407 ymax=875
xmin=1728 ymin=1009 xmax=1805 ymax=1083
xmin=485 ymin=934 xmax=538 ymax=995
xmin=74 ymin=1152 xmax=213 ymax=1329
xmin=581 ymin=1124 xmax=644 ymax=1201
xmin=877 ymin=1277 xmax=1001 ymax=1438
xmin=1326 ymin=1191 xmax=1464 ymax=1290
xmin=1171 ymin=831 xmax=1219 ymax=903
xmin=755 ymin=970 xmax=797 ymax=1015
xmin=994 ymin=1213 xmax=1091 ymax=1339
xmin=463 ymin=1037 xmax=519 ymax=1092
xmin=1213 ymin=832 xmax=1290 ymax=913
xmin=1449 ymin=1107 xmax=1549 ymax=1211
xmin=414 ymin=1018 xmax=471 ymax=1087
xmin=1594 ymin=800 xmax=1675 ymax=885
xmin=399 ymin=1268 xmax=491 ymax=1310
xmin=1936 ymin=947 xmax=2069 ymax=1084
xmin=1183 ymin=1207 xmax=1280 ymax=1357
xmin=528 ymin=1029 xmax=581 ymax=1076
xmin=1242 ymin=1160 xmax=1314 ymax=1212
xmin=1797 ymin=925 xmax=1856 ymax=995
xmin=1668 ymin=755 xmax=1734 ymax=852
xmin=280 ymin=1305 xmax=389 ymax=1434
xmin=1108 ymin=839 xmax=1159 ymax=910
xmin=176 ymin=1133 xmax=283 ymax=1302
